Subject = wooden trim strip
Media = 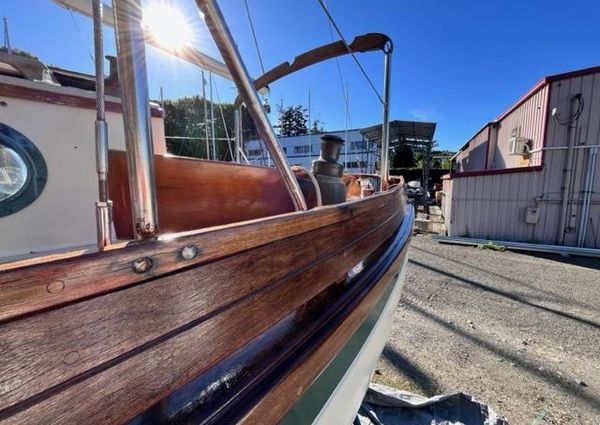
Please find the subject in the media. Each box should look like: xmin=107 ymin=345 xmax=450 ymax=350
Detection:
xmin=0 ymin=200 xmax=397 ymax=412
xmin=1 ymin=212 xmax=402 ymax=424
xmin=0 ymin=189 xmax=399 ymax=323
xmin=0 ymin=82 xmax=165 ymax=118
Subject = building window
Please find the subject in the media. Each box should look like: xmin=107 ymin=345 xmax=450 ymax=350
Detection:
xmin=247 ymin=148 xmax=263 ymax=157
xmin=0 ymin=123 xmax=47 ymax=218
xmin=346 ymin=161 xmax=366 ymax=169
xmin=293 ymin=145 xmax=310 ymax=154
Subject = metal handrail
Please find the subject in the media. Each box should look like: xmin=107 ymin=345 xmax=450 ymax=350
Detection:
xmin=380 ymin=44 xmax=392 ymax=183
xmin=231 ymin=33 xmax=394 ymax=186
xmin=112 ymin=0 xmax=159 ymax=239
xmin=195 ymin=0 xmax=307 ymax=210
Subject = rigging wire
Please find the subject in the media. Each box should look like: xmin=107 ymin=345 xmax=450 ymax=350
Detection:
xmin=316 ymin=0 xmax=383 ymax=105
xmin=243 ymin=0 xmax=271 ymax=166
xmin=243 ymin=0 xmax=266 ymax=75
xmin=67 ymin=8 xmax=95 ymax=64
xmin=327 ymin=20 xmax=353 ymax=130
xmin=211 ymin=75 xmax=235 ymax=160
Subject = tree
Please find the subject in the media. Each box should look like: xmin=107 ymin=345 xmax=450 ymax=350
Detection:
xmin=390 ymin=143 xmax=416 ymax=168
xmin=431 ymin=149 xmax=455 ymax=170
xmin=278 ymin=105 xmax=308 ymax=136
xmin=161 ymin=96 xmax=256 ymax=160
xmin=0 ymin=47 xmax=38 ymax=60
xmin=309 ymin=119 xmax=325 ymax=134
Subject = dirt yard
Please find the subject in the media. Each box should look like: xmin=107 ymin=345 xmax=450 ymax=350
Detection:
xmin=373 ymin=234 xmax=600 ymax=424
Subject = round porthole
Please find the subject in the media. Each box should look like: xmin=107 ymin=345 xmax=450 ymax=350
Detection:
xmin=0 ymin=123 xmax=47 ymax=218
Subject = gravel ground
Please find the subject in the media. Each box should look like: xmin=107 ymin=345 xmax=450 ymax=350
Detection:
xmin=373 ymin=234 xmax=600 ymax=425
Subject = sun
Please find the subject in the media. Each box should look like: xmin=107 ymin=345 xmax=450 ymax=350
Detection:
xmin=143 ymin=2 xmax=191 ymax=50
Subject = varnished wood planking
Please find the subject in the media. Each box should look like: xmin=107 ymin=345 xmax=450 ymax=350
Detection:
xmin=0 ymin=199 xmax=397 ymax=412
xmin=0 ymin=189 xmax=399 ymax=323
xmin=109 ymin=151 xmax=295 ymax=238
xmin=240 ymin=234 xmax=410 ymax=425
xmin=1 ymin=212 xmax=402 ymax=424
xmin=109 ymin=151 xmax=321 ymax=238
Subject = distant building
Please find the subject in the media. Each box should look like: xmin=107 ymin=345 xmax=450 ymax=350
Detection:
xmin=244 ymin=120 xmax=437 ymax=175
xmin=244 ymin=128 xmax=379 ymax=174
xmin=443 ymin=65 xmax=600 ymax=249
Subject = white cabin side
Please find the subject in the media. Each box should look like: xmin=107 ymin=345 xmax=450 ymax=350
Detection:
xmin=0 ymin=75 xmax=166 ymax=260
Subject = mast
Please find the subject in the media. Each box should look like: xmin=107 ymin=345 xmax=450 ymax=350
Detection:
xmin=235 ymin=105 xmax=242 ymax=163
xmin=112 ymin=0 xmax=159 ymax=239
xmin=209 ymin=71 xmax=216 ymax=160
xmin=92 ymin=0 xmax=112 ymax=250
xmin=201 ymin=70 xmax=210 ymax=159
xmin=196 ymin=0 xmax=306 ymax=210
xmin=308 ymin=88 xmax=312 ymax=160
xmin=3 ymin=16 xmax=10 ymax=54
xmin=344 ymin=83 xmax=348 ymax=169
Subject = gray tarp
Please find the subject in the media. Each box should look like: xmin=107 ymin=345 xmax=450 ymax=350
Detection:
xmin=355 ymin=384 xmax=508 ymax=425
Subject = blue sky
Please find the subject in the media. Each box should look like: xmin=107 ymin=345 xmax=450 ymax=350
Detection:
xmin=2 ymin=0 xmax=600 ymax=150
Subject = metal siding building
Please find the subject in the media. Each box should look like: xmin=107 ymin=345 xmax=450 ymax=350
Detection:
xmin=443 ymin=65 xmax=600 ymax=248
xmin=455 ymin=126 xmax=490 ymax=172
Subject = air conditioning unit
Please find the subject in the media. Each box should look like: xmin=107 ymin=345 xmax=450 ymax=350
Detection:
xmin=508 ymin=136 xmax=532 ymax=156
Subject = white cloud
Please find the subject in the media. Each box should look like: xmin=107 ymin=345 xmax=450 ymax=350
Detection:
xmin=410 ymin=107 xmax=437 ymax=122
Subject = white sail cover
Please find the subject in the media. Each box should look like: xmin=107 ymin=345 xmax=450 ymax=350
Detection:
xmin=50 ymin=0 xmax=232 ymax=80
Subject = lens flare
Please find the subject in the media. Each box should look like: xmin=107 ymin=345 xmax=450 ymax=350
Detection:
xmin=143 ymin=2 xmax=191 ymax=50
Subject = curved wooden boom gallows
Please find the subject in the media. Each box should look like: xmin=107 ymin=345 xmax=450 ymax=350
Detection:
xmin=233 ymin=33 xmax=392 ymax=108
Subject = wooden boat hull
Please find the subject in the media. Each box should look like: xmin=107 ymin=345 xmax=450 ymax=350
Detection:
xmin=0 ymin=186 xmax=412 ymax=425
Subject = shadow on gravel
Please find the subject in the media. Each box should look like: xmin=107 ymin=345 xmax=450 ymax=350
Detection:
xmin=517 ymin=251 xmax=600 ymax=271
xmin=381 ymin=344 xmax=442 ymax=396
xmin=408 ymin=259 xmax=600 ymax=330
xmin=410 ymin=246 xmax=598 ymax=312
xmin=402 ymin=298 xmax=600 ymax=412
